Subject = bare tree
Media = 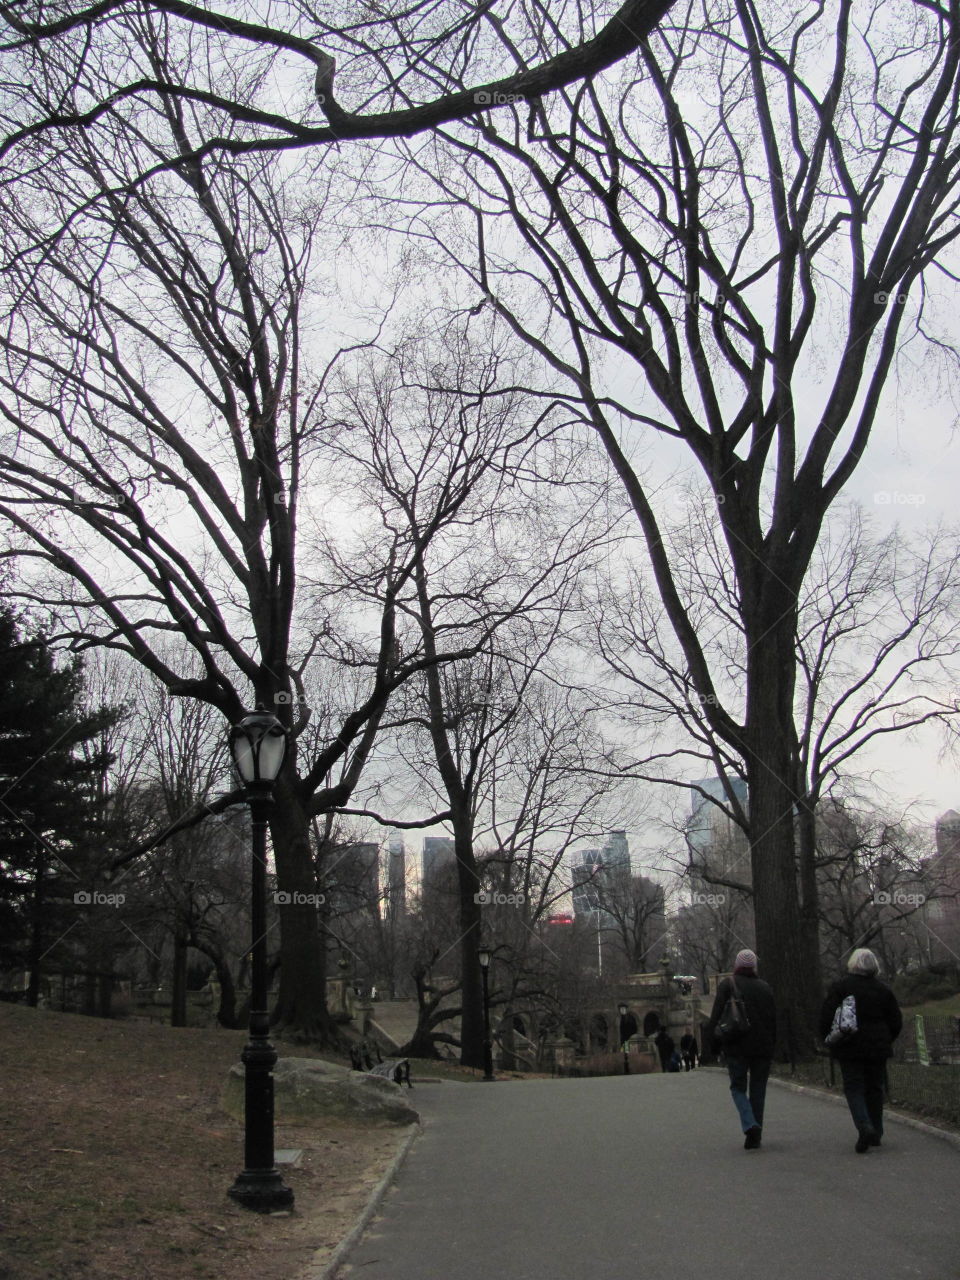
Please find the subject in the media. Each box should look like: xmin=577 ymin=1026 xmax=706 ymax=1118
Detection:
xmin=595 ymin=498 xmax=960 ymax=1018
xmin=0 ymin=1 xmax=677 ymax=165
xmin=0 ymin=76 xmax=535 ymax=1040
xmin=299 ymin=330 xmax=615 ymax=1065
xmin=793 ymin=509 xmax=960 ymax=976
xmin=814 ymin=794 xmax=936 ymax=981
xmin=468 ymin=681 xmax=632 ymax=1066
xmin=370 ymin=0 xmax=960 ymax=1051
xmin=594 ymin=871 xmax=667 ymax=974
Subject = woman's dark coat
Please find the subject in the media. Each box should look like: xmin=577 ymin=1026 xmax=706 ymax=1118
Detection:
xmin=706 ymin=972 xmax=777 ymax=1058
xmin=819 ymin=972 xmax=902 ymax=1061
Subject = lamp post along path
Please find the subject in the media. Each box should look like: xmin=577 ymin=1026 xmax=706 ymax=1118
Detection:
xmin=478 ymin=946 xmax=494 ymax=1082
xmin=227 ymin=708 xmax=295 ymax=1213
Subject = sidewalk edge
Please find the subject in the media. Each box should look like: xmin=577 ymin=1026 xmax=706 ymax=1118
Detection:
xmin=303 ymin=1120 xmax=422 ymax=1280
xmin=768 ymin=1073 xmax=960 ymax=1148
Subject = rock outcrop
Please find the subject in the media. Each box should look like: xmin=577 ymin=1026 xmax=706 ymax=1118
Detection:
xmin=222 ymin=1057 xmax=419 ymax=1126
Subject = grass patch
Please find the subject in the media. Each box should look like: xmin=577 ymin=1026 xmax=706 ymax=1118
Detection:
xmin=901 ymin=992 xmax=960 ymax=1019
xmin=772 ymin=1056 xmax=960 ymax=1131
xmin=0 ymin=1003 xmax=411 ymax=1280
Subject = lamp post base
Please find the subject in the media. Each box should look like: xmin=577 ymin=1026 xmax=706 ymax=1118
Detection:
xmin=228 ymin=1168 xmax=295 ymax=1214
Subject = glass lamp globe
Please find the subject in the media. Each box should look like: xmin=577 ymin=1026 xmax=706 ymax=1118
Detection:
xmin=229 ymin=706 xmax=288 ymax=785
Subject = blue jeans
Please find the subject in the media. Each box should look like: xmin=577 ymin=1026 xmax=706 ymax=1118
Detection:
xmin=726 ymin=1056 xmax=771 ymax=1132
xmin=838 ymin=1059 xmax=885 ymax=1136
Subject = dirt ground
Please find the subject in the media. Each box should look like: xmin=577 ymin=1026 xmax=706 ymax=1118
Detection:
xmin=0 ymin=1004 xmax=413 ymax=1280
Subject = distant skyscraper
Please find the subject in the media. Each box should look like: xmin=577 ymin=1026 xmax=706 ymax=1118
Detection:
xmin=601 ymin=829 xmax=630 ymax=887
xmin=687 ymin=778 xmax=749 ymax=861
xmin=422 ymin=836 xmax=456 ymax=896
xmin=387 ymin=834 xmax=406 ymax=920
xmin=572 ymin=848 xmax=603 ymax=917
xmin=925 ymin=809 xmax=960 ymax=964
xmin=936 ymin=810 xmax=960 ymax=860
xmin=327 ymin=841 xmax=380 ymax=917
xmin=571 ymin=832 xmax=632 ymax=919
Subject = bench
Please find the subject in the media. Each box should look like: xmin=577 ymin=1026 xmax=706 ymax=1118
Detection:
xmin=350 ymin=1044 xmax=413 ymax=1088
xmin=367 ymin=1058 xmax=413 ymax=1088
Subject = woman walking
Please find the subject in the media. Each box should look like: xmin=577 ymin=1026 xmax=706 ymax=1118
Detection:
xmin=820 ymin=948 xmax=902 ymax=1153
xmin=706 ymin=949 xmax=777 ymax=1150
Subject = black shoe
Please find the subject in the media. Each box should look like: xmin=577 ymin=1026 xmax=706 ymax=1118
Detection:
xmin=744 ymin=1125 xmax=762 ymax=1150
xmin=855 ymin=1127 xmax=877 ymax=1153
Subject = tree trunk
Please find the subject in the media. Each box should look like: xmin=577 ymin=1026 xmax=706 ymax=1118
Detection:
xmin=190 ymin=936 xmax=241 ymax=1028
xmin=214 ymin=958 xmax=240 ymax=1029
xmin=82 ymin=970 xmax=97 ymax=1015
xmin=97 ymin=969 xmax=113 ymax=1018
xmin=26 ymin=857 xmax=44 ymax=1008
xmin=795 ymin=791 xmax=824 ymax=1037
xmin=403 ymin=961 xmax=459 ymax=1059
xmin=269 ymin=777 xmax=336 ymax=1044
xmin=170 ymin=925 xmax=188 ymax=1027
xmin=450 ymin=807 xmax=485 ymax=1069
xmin=744 ymin=604 xmax=817 ymax=1059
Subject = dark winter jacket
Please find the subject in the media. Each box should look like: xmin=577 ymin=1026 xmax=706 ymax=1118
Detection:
xmin=819 ymin=973 xmax=902 ymax=1061
xmin=706 ymin=973 xmax=777 ymax=1059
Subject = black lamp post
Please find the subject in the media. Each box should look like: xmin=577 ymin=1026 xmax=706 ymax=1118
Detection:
xmin=227 ymin=706 xmax=294 ymax=1214
xmin=618 ymin=1002 xmax=630 ymax=1075
xmin=478 ymin=945 xmax=494 ymax=1082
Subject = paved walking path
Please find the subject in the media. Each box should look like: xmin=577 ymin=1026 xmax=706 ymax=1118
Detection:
xmin=334 ymin=1068 xmax=960 ymax=1279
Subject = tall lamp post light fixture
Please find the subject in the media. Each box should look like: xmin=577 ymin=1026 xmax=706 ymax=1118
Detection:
xmin=478 ymin=945 xmax=494 ymax=1082
xmin=618 ymin=1002 xmax=631 ymax=1076
xmin=227 ymin=706 xmax=295 ymax=1213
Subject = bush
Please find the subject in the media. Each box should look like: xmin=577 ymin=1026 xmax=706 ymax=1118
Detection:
xmin=893 ymin=967 xmax=960 ymax=1007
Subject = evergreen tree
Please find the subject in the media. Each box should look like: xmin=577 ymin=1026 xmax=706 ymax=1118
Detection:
xmin=0 ymin=607 xmax=119 ymax=1002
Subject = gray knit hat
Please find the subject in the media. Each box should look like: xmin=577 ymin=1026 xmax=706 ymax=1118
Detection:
xmin=734 ymin=949 xmax=758 ymax=973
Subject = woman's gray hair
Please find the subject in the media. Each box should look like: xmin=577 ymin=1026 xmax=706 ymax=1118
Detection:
xmin=847 ymin=947 xmax=880 ymax=975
